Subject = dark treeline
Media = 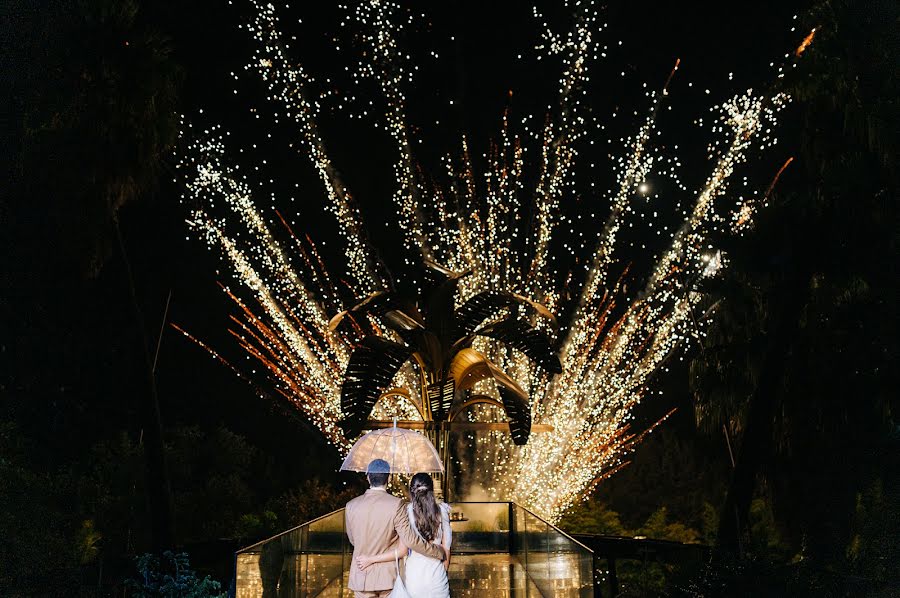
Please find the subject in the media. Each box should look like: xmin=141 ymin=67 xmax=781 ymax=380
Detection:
xmin=3 ymin=0 xmax=358 ymax=593
xmin=3 ymin=0 xmax=897 ymax=596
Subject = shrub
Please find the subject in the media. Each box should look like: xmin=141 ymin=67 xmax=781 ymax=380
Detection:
xmin=125 ymin=551 xmax=226 ymax=597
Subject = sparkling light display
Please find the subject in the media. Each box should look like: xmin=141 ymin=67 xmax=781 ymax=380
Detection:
xmin=176 ymin=0 xmax=801 ymax=521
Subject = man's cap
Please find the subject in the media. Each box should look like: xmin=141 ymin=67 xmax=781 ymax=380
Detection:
xmin=366 ymin=459 xmax=391 ymax=474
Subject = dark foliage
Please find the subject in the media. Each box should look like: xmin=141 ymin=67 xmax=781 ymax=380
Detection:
xmin=686 ymin=0 xmax=899 ymax=588
xmin=125 ymin=551 xmax=225 ymax=597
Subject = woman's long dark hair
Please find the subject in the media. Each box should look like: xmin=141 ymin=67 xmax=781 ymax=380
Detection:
xmin=409 ymin=473 xmax=440 ymax=542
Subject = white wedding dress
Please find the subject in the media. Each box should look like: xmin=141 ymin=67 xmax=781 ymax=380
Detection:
xmin=404 ymin=503 xmax=451 ymax=598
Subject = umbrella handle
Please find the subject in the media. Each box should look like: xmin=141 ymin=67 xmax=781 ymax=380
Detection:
xmin=392 ymin=417 xmax=397 ymax=474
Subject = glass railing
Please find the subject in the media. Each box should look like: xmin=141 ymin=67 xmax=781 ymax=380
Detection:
xmin=446 ymin=501 xmax=511 ymax=553
xmin=511 ymin=503 xmax=595 ymax=598
xmin=234 ymin=502 xmax=595 ymax=597
xmin=234 ymin=508 xmax=350 ymax=598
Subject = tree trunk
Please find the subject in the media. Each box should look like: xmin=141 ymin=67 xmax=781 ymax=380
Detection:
xmin=715 ymin=347 xmax=779 ymax=554
xmin=717 ymin=244 xmax=812 ymax=555
xmin=114 ymin=218 xmax=175 ymax=550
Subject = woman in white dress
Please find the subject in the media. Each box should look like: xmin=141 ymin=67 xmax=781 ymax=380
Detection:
xmin=357 ymin=473 xmax=452 ymax=598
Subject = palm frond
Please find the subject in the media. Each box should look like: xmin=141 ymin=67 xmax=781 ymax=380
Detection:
xmin=475 ymin=317 xmax=563 ymax=374
xmin=426 ymin=379 xmax=455 ymax=420
xmin=339 ymin=336 xmax=413 ymax=437
xmin=449 ymin=348 xmax=532 ymax=444
xmin=329 ymin=290 xmax=403 ymax=331
xmin=456 ymin=290 xmax=555 ymax=336
xmin=498 ymin=385 xmax=532 ymax=445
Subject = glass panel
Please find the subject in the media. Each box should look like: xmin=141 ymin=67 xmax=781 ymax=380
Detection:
xmin=304 ymin=510 xmax=346 ymax=597
xmin=235 ymin=509 xmax=350 ymax=598
xmin=511 ymin=505 xmax=596 ymax=598
xmin=549 ymin=533 xmax=595 ymax=597
xmin=447 ymin=502 xmax=510 ymax=553
xmin=524 ymin=509 xmax=551 ymax=595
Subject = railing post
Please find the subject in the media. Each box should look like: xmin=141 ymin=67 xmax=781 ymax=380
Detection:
xmin=592 ymin=552 xmax=603 ymax=598
xmin=301 ymin=525 xmax=309 ymax=597
xmin=230 ymin=552 xmax=238 ymax=598
xmin=522 ymin=505 xmax=529 ymax=574
xmin=508 ymin=502 xmax=516 ymax=554
xmin=607 ymin=556 xmax=618 ymax=598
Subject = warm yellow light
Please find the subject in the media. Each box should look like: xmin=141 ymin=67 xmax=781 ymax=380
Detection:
xmin=176 ymin=0 xmax=791 ymax=522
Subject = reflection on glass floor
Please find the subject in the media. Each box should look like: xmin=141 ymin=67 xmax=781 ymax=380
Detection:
xmin=235 ymin=502 xmax=595 ymax=597
xmin=237 ymin=552 xmax=590 ymax=597
xmin=303 ymin=553 xmax=543 ymax=597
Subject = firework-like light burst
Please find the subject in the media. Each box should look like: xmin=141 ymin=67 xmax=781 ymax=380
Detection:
xmin=176 ymin=0 xmax=798 ymax=521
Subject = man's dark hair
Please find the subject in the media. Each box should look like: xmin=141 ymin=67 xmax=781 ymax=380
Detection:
xmin=367 ymin=472 xmax=389 ymax=487
xmin=366 ymin=459 xmax=390 ymax=487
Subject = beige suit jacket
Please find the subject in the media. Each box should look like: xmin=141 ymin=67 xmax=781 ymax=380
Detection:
xmin=345 ymin=487 xmax=444 ymax=592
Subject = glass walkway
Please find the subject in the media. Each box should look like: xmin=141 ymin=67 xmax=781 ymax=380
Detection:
xmin=234 ymin=502 xmax=595 ymax=597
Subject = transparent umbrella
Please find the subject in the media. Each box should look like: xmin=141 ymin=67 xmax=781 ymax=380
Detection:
xmin=339 ymin=419 xmax=444 ymax=474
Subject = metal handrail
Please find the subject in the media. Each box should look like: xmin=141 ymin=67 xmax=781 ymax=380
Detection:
xmin=235 ymin=502 xmax=591 ymax=554
xmin=517 ymin=503 xmax=595 ymax=555
xmin=236 ymin=501 xmax=512 ymax=553
xmin=235 ymin=507 xmax=345 ymax=554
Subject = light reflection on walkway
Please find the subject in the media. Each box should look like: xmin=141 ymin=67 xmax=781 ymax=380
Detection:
xmin=236 ymin=551 xmax=592 ymax=597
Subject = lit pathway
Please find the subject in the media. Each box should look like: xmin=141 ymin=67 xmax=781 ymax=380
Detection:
xmin=313 ymin=553 xmax=541 ymax=597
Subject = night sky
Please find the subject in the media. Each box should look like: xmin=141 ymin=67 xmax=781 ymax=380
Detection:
xmin=2 ymin=0 xmax=816 ymax=476
xmin=142 ymin=0 xmax=806 ymax=457
xmin=4 ymin=0 xmax=899 ymax=593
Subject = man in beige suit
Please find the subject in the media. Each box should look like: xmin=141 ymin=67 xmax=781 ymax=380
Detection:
xmin=345 ymin=459 xmax=446 ymax=597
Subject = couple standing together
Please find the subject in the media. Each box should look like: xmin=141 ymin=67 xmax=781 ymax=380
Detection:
xmin=345 ymin=459 xmax=452 ymax=598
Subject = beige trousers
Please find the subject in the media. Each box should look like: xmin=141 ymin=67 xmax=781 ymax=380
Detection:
xmin=353 ymin=591 xmax=392 ymax=598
